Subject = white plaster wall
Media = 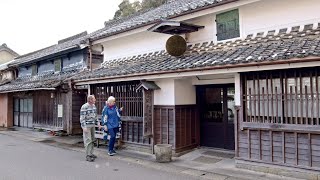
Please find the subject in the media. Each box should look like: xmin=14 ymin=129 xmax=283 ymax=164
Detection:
xmin=234 ymin=73 xmax=241 ymax=106
xmin=174 ymin=78 xmax=196 ymax=105
xmin=0 ymin=51 xmax=15 ymax=64
xmin=154 ymin=78 xmax=196 ymax=105
xmin=188 ymin=0 xmax=320 ymax=43
xmin=154 ymin=79 xmax=175 ymax=105
xmin=102 ymin=31 xmax=171 ymax=61
xmin=98 ymin=0 xmax=320 ymax=61
xmin=241 ymin=0 xmax=320 ymax=35
xmin=186 ymin=15 xmax=215 ymax=44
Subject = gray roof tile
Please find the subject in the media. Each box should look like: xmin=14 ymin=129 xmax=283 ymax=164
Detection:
xmin=90 ymin=0 xmax=232 ymax=40
xmin=74 ymin=23 xmax=320 ymax=82
xmin=10 ymin=31 xmax=88 ymax=66
xmin=0 ymin=69 xmax=80 ymax=93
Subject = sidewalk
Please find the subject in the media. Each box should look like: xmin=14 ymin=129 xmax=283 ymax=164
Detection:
xmin=0 ymin=127 xmax=301 ymax=180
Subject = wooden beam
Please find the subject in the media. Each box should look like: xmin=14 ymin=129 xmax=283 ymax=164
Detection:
xmin=242 ymin=122 xmax=320 ymax=134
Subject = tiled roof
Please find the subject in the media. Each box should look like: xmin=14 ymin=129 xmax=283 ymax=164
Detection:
xmin=10 ymin=31 xmax=88 ymax=66
xmin=0 ymin=43 xmax=19 ymax=57
xmin=90 ymin=0 xmax=234 ymax=40
xmin=0 ymin=69 xmax=80 ymax=93
xmin=74 ymin=23 xmax=320 ymax=82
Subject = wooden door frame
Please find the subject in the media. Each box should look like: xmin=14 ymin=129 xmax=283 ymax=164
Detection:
xmin=13 ymin=97 xmax=33 ymax=128
xmin=196 ymin=83 xmax=235 ymax=149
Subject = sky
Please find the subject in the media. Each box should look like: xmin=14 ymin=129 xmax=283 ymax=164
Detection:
xmin=0 ymin=0 xmax=138 ymax=55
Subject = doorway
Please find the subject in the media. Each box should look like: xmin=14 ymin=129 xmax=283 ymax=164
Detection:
xmin=197 ymin=84 xmax=235 ymax=150
xmin=13 ymin=98 xmax=33 ymax=128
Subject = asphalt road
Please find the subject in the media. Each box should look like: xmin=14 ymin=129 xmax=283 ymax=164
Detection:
xmin=0 ymin=134 xmax=198 ymax=180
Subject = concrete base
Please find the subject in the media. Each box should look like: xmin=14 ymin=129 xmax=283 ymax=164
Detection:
xmin=154 ymin=144 xmax=172 ymax=163
xmin=236 ymin=159 xmax=320 ymax=180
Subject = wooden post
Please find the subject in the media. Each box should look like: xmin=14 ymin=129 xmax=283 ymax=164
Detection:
xmin=88 ymin=41 xmax=93 ymax=71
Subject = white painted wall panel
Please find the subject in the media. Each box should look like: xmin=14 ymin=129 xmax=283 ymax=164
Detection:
xmin=174 ymin=78 xmax=196 ymax=105
xmin=154 ymin=79 xmax=175 ymax=105
xmin=241 ymin=0 xmax=320 ymax=35
xmin=102 ymin=31 xmax=171 ymax=61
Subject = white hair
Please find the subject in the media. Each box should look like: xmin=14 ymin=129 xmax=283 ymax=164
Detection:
xmin=107 ymin=96 xmax=116 ymax=103
xmin=87 ymin=95 xmax=95 ymax=102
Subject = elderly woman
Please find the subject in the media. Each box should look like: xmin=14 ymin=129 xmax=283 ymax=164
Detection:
xmin=101 ymin=96 xmax=123 ymax=156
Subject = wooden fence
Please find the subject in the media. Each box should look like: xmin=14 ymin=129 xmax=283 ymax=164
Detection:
xmin=238 ymin=67 xmax=320 ymax=171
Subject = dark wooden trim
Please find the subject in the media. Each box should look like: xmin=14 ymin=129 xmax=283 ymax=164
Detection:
xmin=295 ymin=132 xmax=298 ymax=165
xmin=240 ymin=74 xmax=244 ymax=130
xmin=259 ymin=130 xmax=262 ymax=160
xmin=242 ymin=122 xmax=320 ymax=134
xmin=282 ymin=131 xmax=285 ymax=164
xmin=270 ymin=131 xmax=273 ymax=162
xmin=308 ymin=133 xmax=312 ymax=167
xmin=173 ymin=107 xmax=176 ymax=150
xmin=234 ymin=106 xmax=241 ymax=157
xmin=160 ymin=108 xmax=162 ymax=144
xmin=248 ymin=129 xmax=251 ymax=159
xmin=316 ymin=71 xmax=319 ymax=125
xmin=167 ymin=108 xmax=169 ymax=144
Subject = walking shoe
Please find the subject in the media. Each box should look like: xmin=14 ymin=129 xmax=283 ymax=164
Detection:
xmin=111 ymin=150 xmax=117 ymax=154
xmin=90 ymin=154 xmax=97 ymax=159
xmin=86 ymin=155 xmax=95 ymax=162
xmin=108 ymin=151 xmax=116 ymax=156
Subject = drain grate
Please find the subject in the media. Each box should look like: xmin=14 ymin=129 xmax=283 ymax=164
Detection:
xmin=192 ymin=156 xmax=222 ymax=164
xmin=202 ymin=151 xmax=234 ymax=159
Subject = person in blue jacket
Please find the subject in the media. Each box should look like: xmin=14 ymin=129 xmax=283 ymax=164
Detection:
xmin=101 ymin=96 xmax=123 ymax=156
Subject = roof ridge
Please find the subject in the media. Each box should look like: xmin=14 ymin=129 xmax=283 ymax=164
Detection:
xmin=0 ymin=43 xmax=19 ymax=57
xmin=15 ymin=45 xmax=56 ymax=60
xmin=13 ymin=31 xmax=88 ymax=65
xmin=91 ymin=0 xmax=233 ymax=40
xmin=58 ymin=31 xmax=88 ymax=44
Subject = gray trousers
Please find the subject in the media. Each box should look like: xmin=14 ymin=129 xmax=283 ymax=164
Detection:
xmin=83 ymin=127 xmax=95 ymax=156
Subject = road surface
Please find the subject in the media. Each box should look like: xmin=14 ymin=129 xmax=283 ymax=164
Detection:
xmin=0 ymin=134 xmax=198 ymax=180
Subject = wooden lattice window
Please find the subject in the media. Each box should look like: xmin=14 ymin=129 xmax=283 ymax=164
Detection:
xmin=216 ymin=9 xmax=240 ymax=41
xmin=91 ymin=81 xmax=143 ymax=118
xmin=54 ymin=59 xmax=61 ymax=72
xmin=242 ymin=67 xmax=320 ymax=126
xmin=31 ymin=64 xmax=37 ymax=76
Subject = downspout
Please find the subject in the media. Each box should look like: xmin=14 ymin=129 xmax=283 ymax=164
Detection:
xmin=88 ymin=40 xmax=93 ymax=71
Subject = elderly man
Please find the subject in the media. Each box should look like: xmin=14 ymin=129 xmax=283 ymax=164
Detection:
xmin=80 ymin=95 xmax=99 ymax=162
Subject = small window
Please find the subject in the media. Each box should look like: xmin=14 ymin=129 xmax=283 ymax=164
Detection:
xmin=54 ymin=59 xmax=61 ymax=72
xmin=31 ymin=64 xmax=37 ymax=76
xmin=216 ymin=9 xmax=240 ymax=41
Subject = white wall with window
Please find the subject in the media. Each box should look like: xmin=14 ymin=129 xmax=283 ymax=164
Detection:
xmin=98 ymin=0 xmax=320 ymax=61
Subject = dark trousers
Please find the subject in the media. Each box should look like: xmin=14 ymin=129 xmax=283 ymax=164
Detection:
xmin=108 ymin=127 xmax=119 ymax=152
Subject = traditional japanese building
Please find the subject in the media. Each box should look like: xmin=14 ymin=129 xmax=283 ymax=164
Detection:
xmin=0 ymin=32 xmax=103 ymax=134
xmin=71 ymin=0 xmax=320 ymax=176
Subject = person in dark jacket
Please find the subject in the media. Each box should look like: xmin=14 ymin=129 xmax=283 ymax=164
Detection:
xmin=101 ymin=96 xmax=123 ymax=156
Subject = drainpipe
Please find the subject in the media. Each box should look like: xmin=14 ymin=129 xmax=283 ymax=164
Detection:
xmin=88 ymin=40 xmax=93 ymax=71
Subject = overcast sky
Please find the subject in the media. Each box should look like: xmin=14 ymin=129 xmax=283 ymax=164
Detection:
xmin=0 ymin=0 xmax=137 ymax=55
